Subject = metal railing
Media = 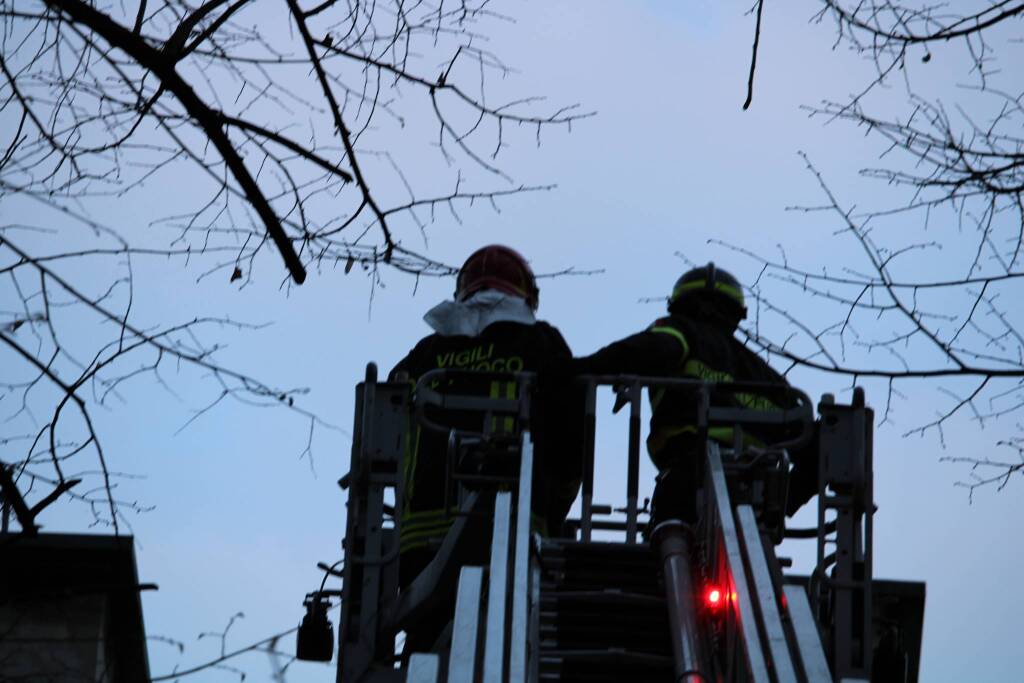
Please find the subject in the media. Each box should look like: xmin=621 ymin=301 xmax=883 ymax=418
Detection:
xmin=324 ymin=364 xmax=929 ymax=683
xmin=332 ymin=366 xmax=826 ymax=682
xmin=575 ymin=375 xmax=814 ymax=543
xmin=428 ymin=431 xmax=536 ymax=683
xmin=399 ymin=370 xmax=540 ymax=682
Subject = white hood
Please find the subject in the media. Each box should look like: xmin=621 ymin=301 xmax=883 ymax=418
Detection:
xmin=423 ymin=289 xmax=537 ymax=337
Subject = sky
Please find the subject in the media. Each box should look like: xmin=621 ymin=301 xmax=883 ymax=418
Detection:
xmin=3 ymin=1 xmax=1022 ymax=681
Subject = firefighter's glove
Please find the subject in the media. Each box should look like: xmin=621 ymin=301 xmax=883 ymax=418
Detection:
xmin=612 ymin=384 xmax=630 ymax=414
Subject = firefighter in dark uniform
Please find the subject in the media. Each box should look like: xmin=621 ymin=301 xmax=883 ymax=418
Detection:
xmin=573 ymin=263 xmax=816 ymax=526
xmin=390 ymin=245 xmax=580 ymax=651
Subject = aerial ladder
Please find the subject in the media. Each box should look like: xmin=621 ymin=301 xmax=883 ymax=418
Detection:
xmin=296 ymin=365 xmax=925 ymax=683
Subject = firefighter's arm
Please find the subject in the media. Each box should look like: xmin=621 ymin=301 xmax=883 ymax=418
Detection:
xmin=389 ymin=336 xmax=432 ymax=382
xmin=388 ymin=352 xmax=415 ymax=382
xmin=389 ymin=358 xmax=408 ymax=382
xmin=541 ymin=322 xmax=573 ymax=361
xmin=571 ymin=325 xmax=688 ymax=377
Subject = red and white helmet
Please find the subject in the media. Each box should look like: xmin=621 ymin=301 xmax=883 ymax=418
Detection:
xmin=455 ymin=245 xmax=539 ymax=309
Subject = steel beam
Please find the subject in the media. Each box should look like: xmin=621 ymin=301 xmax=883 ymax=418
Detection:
xmin=736 ymin=505 xmax=798 ymax=683
xmin=509 ymin=434 xmax=535 ymax=682
xmin=448 ymin=566 xmax=484 ymax=683
xmin=483 ymin=492 xmax=512 ymax=683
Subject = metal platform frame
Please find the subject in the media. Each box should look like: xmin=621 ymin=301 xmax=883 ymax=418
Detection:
xmin=319 ymin=366 xmax=924 ymax=683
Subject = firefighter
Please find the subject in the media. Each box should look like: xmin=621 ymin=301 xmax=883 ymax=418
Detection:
xmin=390 ymin=244 xmax=580 ymax=651
xmin=572 ymin=262 xmax=817 ymax=526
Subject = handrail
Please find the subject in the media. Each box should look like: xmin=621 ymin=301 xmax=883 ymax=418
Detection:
xmin=412 ymin=368 xmax=536 ymax=436
xmin=580 ymin=374 xmax=814 ymax=446
xmin=402 ymin=369 xmax=814 ymax=546
xmin=576 ymin=374 xmax=815 ymax=543
xmin=385 ymin=492 xmax=483 ymax=633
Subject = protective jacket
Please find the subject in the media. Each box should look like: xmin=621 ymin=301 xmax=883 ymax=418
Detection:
xmin=573 ymin=313 xmax=815 ymax=516
xmin=575 ymin=315 xmax=791 ymax=456
xmin=390 ymin=319 xmax=580 ymax=586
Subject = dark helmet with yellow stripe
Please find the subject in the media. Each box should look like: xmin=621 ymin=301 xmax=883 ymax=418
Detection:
xmin=668 ymin=262 xmax=747 ymax=323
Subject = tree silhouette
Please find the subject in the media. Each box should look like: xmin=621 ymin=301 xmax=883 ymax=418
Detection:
xmin=0 ymin=0 xmax=586 ymax=533
xmin=735 ymin=0 xmax=1024 ymax=499
xmin=1 ymin=2 xmax=588 ymax=678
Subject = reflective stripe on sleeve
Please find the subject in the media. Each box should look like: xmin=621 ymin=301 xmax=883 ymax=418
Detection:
xmin=647 ymin=425 xmax=766 ymax=463
xmin=649 ymin=325 xmax=690 ymax=358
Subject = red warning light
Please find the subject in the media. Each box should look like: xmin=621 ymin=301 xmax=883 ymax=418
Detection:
xmin=705 ymin=587 xmax=724 ymax=610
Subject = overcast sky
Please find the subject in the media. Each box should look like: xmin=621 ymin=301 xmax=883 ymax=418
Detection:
xmin=4 ymin=2 xmax=1022 ymax=681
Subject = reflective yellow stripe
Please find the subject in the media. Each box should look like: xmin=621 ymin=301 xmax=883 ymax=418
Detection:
xmin=402 ymin=425 xmax=422 ymax=516
xmin=401 ymin=533 xmax=447 ymax=553
xmin=649 ymin=356 xmax=776 ymax=457
xmin=400 ymin=522 xmax=455 ymax=550
xmin=735 ymin=392 xmax=781 ymax=412
xmin=402 ymin=506 xmax=458 ymax=521
xmin=684 ymin=361 xmax=784 ymax=411
xmin=400 ymin=522 xmax=453 ymax=541
xmin=402 ymin=510 xmax=444 ymax=522
xmin=672 ymin=279 xmax=744 ymax=306
xmin=680 ymin=361 xmax=781 ymax=412
xmin=401 ymin=517 xmax=456 ymax=533
xmin=649 ymin=325 xmax=690 ymax=358
xmin=489 ymin=380 xmax=501 ymax=433
xmin=683 ymin=358 xmax=732 ymax=383
xmin=489 ymin=379 xmax=517 ymax=433
xmin=647 ymin=424 xmax=765 ymax=456
xmin=504 ymin=380 xmax=516 ymax=433
xmin=401 ymin=506 xmax=460 ymax=529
